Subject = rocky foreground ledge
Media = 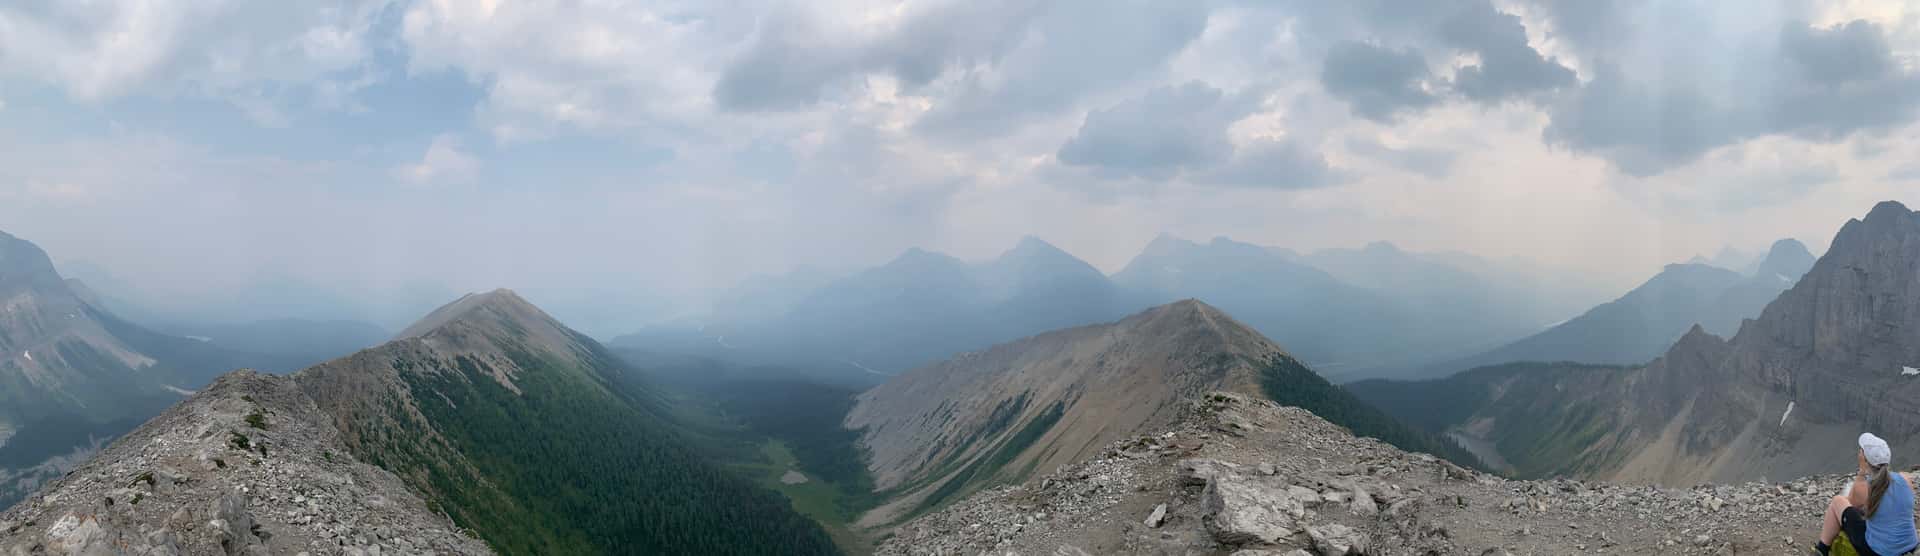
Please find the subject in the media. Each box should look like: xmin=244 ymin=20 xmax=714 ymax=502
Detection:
xmin=880 ymin=392 xmax=1872 ymax=555
xmin=0 ymin=371 xmax=489 ymax=555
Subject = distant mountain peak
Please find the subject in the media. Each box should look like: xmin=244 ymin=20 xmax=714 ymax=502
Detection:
xmin=1362 ymin=240 xmax=1403 ymax=254
xmin=0 ymin=230 xmax=66 ymax=293
xmin=1865 ymin=200 xmax=1912 ymax=221
xmin=394 ymin=288 xmax=560 ymax=342
xmin=999 ymin=235 xmax=1076 ymax=262
xmin=1755 ymin=238 xmax=1815 ymax=279
xmin=987 ymin=235 xmax=1104 ymax=283
xmin=1134 ymin=233 xmax=1200 ymax=261
xmin=1011 ymin=234 xmax=1057 ymax=251
xmin=883 ymin=246 xmax=967 ymax=270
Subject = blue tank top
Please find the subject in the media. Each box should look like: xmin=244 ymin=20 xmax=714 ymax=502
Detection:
xmin=1868 ymin=472 xmax=1918 ymax=555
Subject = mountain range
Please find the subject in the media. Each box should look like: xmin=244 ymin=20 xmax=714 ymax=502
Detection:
xmin=614 ymin=237 xmax=1135 ymax=383
xmin=617 ymin=234 xmax=1620 ymax=382
xmin=1416 ymin=238 xmax=1817 ymax=376
xmin=1351 ymin=201 xmax=1920 ymax=484
xmin=3 ymin=289 xmax=842 ymax=555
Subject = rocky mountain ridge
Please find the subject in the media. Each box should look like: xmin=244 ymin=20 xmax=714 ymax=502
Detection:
xmin=847 ymin=299 xmax=1481 ymax=531
xmin=0 ymin=370 xmax=490 ymax=555
xmin=0 ymin=231 xmax=296 ymax=509
xmin=882 ymin=391 xmax=1881 ymax=555
xmin=3 ymin=288 xmax=841 ymax=555
xmin=846 ymin=300 xmax=1277 ymax=528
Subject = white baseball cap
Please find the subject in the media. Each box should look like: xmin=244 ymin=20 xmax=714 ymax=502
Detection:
xmin=1861 ymin=432 xmax=1892 ymax=466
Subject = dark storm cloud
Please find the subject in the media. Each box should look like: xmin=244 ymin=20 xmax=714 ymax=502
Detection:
xmin=1436 ymin=1 xmax=1576 ymax=102
xmin=1770 ymin=19 xmax=1920 ymax=140
xmin=1319 ymin=41 xmax=1437 ymax=122
xmin=1543 ymin=18 xmax=1920 ymax=175
xmin=713 ymin=0 xmax=1207 ymax=136
xmin=1055 ymin=81 xmax=1347 ymax=189
xmin=1055 ymin=82 xmax=1239 ymax=178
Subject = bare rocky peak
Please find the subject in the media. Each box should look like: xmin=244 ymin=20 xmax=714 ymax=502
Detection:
xmin=0 ymin=231 xmax=67 ymax=297
xmin=883 ymin=391 xmax=1872 ymax=555
xmin=846 ymin=299 xmax=1286 ymax=528
xmin=0 ymin=370 xmax=489 ymax=555
xmin=1756 ymin=238 xmax=1816 ymax=280
xmin=391 ymin=289 xmax=588 ymax=370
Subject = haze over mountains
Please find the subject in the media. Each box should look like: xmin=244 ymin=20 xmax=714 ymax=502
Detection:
xmin=617 ymin=233 xmax=1623 ymax=382
xmin=1353 ymin=202 xmax=1920 ymax=485
xmin=10 ymin=201 xmax=1920 ymax=555
xmin=1421 ymin=238 xmax=1819 ymax=376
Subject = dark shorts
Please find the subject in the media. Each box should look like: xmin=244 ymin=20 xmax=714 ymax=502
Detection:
xmin=1842 ymin=506 xmax=1885 ymax=556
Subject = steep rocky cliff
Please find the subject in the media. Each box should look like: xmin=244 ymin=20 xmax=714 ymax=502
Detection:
xmin=1357 ymin=201 xmax=1920 ymax=486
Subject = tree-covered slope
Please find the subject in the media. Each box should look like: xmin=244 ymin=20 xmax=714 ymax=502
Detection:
xmin=298 ymin=290 xmax=840 ymax=555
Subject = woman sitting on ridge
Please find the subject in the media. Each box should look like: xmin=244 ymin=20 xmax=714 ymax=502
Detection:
xmin=1816 ymin=433 xmax=1918 ymax=555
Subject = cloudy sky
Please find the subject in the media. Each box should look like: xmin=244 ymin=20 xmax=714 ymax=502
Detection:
xmin=3 ymin=0 xmax=1919 ymax=329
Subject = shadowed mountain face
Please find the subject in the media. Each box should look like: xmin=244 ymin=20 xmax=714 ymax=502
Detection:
xmin=1351 ymin=202 xmax=1920 ymax=485
xmin=1423 ymin=238 xmax=1817 ymax=376
xmin=845 ymin=300 xmax=1477 ymax=527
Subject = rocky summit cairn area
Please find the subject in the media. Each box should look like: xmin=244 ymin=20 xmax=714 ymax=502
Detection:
xmin=0 ymin=371 xmax=489 ymax=556
xmin=880 ymin=392 xmax=1877 ymax=555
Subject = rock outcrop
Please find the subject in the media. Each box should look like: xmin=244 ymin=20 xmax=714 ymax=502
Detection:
xmin=0 ymin=370 xmax=489 ymax=555
xmin=880 ymin=392 xmax=1877 ymax=555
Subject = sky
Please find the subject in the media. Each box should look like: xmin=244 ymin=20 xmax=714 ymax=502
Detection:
xmin=3 ymin=0 xmax=1920 ymax=332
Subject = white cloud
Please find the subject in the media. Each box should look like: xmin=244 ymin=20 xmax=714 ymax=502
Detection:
xmin=400 ymin=0 xmax=732 ymax=140
xmin=393 ymin=134 xmax=480 ymax=186
xmin=6 ymin=0 xmax=1920 ymax=314
xmin=0 ymin=1 xmax=392 ymax=114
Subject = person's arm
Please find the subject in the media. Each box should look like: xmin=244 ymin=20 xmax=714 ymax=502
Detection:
xmin=1849 ymin=470 xmax=1871 ymax=508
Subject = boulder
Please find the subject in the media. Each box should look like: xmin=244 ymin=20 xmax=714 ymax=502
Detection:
xmin=209 ymin=493 xmax=261 ymax=555
xmin=1308 ymin=523 xmax=1368 ymax=556
xmin=1203 ymin=474 xmax=1305 ymax=545
xmin=44 ymin=512 xmax=114 ymax=556
xmin=1143 ymin=504 xmax=1167 ymax=528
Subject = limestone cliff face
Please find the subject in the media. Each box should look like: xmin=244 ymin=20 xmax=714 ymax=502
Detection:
xmin=1420 ymin=202 xmax=1920 ymax=485
xmin=845 ymin=300 xmax=1284 ymax=527
xmin=1641 ymin=201 xmax=1920 ymax=483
